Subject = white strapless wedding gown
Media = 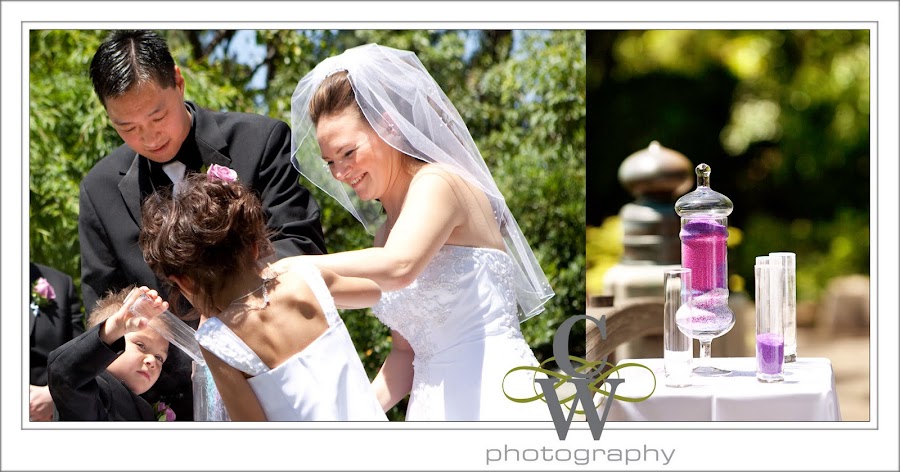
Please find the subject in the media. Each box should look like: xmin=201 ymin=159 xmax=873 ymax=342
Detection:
xmin=195 ymin=262 xmax=386 ymax=421
xmin=373 ymin=245 xmax=547 ymax=421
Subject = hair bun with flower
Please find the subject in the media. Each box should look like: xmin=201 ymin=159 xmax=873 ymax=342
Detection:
xmin=174 ymin=164 xmax=238 ymax=197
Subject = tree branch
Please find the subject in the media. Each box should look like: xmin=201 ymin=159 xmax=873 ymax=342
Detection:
xmin=199 ymin=30 xmax=236 ymax=61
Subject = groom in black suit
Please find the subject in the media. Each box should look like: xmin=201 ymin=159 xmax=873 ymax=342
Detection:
xmin=78 ymin=30 xmax=327 ymax=420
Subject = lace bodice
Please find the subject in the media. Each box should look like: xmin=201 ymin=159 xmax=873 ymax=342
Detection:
xmin=372 ymin=244 xmax=544 ymax=420
xmin=373 ymin=245 xmax=521 ymax=360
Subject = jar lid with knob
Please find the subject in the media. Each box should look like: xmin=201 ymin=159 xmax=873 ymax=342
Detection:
xmin=674 ymin=163 xmax=733 ymax=218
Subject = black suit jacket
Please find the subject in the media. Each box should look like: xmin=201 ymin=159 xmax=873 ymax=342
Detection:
xmin=47 ymin=324 xmax=156 ymax=421
xmin=30 ymin=262 xmax=84 ymax=386
xmin=78 ymin=101 xmax=327 ymax=420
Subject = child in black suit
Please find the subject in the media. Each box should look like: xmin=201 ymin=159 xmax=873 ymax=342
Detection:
xmin=48 ymin=286 xmax=170 ymax=421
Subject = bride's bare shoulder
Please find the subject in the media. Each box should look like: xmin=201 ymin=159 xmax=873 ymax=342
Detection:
xmin=414 ymin=162 xmax=454 ymax=178
xmin=410 ymin=163 xmax=472 ymax=192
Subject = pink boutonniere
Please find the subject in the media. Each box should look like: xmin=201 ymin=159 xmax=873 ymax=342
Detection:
xmin=203 ymin=163 xmax=238 ymax=183
xmin=153 ymin=401 xmax=176 ymax=422
xmin=30 ymin=277 xmax=56 ymax=316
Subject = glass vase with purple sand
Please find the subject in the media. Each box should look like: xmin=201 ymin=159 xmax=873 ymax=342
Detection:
xmin=755 ymin=256 xmax=785 ymax=382
xmin=674 ymin=163 xmax=735 ymax=377
xmin=756 ymin=333 xmax=785 ymax=377
xmin=769 ymin=252 xmax=797 ymax=363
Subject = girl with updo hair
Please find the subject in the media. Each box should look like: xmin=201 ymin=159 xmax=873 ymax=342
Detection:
xmin=141 ymin=173 xmax=274 ymax=317
xmin=139 ymin=173 xmax=386 ymax=421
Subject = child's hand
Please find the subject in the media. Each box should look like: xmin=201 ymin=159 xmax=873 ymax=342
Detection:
xmin=100 ymin=286 xmax=169 ymax=345
xmin=124 ymin=287 xmax=169 ymax=332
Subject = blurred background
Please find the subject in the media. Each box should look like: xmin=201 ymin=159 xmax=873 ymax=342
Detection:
xmin=29 ymin=29 xmax=586 ymax=420
xmin=586 ymin=30 xmax=870 ymax=420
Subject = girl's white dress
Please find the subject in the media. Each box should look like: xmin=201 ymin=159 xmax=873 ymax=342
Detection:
xmin=195 ymin=262 xmax=386 ymax=421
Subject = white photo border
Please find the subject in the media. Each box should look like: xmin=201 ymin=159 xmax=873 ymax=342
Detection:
xmin=2 ymin=1 xmax=897 ymax=471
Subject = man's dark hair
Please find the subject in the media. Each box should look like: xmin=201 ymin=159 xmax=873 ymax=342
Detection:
xmin=89 ymin=30 xmax=177 ymax=107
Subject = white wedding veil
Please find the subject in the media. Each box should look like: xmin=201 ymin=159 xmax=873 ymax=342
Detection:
xmin=290 ymin=43 xmax=553 ymax=320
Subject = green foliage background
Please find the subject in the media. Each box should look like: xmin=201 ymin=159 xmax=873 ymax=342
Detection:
xmin=29 ymin=30 xmax=586 ymax=420
xmin=585 ymin=30 xmax=870 ymax=303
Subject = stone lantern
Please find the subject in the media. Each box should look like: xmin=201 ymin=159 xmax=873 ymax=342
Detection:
xmin=600 ymin=141 xmax=693 ymax=359
xmin=603 ymin=141 xmax=692 ymax=297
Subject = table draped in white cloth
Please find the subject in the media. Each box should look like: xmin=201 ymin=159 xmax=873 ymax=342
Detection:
xmin=604 ymin=357 xmax=842 ymax=421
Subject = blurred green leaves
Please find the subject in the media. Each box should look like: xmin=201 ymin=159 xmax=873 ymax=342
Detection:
xmin=586 ymin=30 xmax=869 ymax=303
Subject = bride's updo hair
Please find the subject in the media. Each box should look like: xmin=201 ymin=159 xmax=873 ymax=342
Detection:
xmin=139 ymin=173 xmax=274 ymax=316
xmin=309 ymin=71 xmax=363 ymax=126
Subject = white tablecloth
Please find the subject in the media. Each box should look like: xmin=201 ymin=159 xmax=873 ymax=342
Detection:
xmin=604 ymin=357 xmax=842 ymax=421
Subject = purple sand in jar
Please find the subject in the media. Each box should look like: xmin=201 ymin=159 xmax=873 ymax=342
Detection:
xmin=681 ymin=219 xmax=729 ymax=292
xmin=756 ymin=333 xmax=785 ymax=374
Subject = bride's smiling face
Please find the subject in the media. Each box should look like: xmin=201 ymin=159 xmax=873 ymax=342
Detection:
xmin=316 ymin=108 xmax=398 ymax=201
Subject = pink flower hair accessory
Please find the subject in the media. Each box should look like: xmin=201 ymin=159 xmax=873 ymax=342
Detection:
xmin=205 ymin=164 xmax=238 ymax=183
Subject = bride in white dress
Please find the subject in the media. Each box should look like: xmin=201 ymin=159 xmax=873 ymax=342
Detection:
xmin=288 ymin=44 xmax=555 ymax=420
xmin=139 ymin=173 xmax=386 ymax=421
